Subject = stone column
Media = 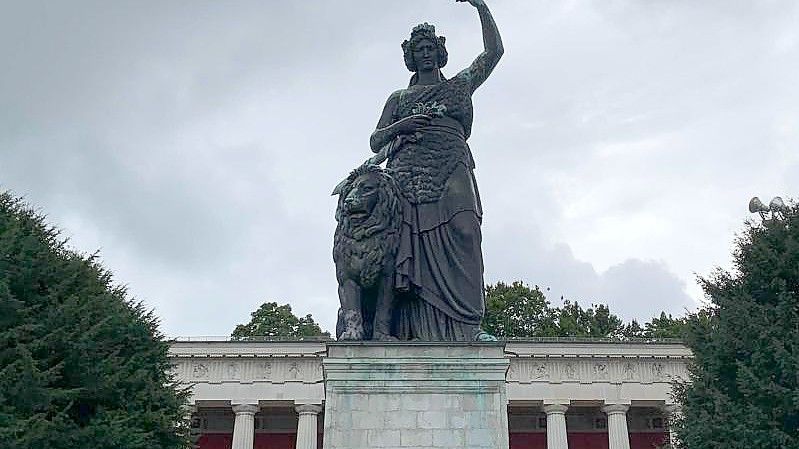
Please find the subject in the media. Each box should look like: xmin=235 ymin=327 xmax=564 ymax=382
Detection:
xmin=295 ymin=404 xmax=323 ymax=449
xmin=231 ymin=402 xmax=259 ymax=449
xmin=662 ymin=403 xmax=681 ymax=448
xmin=602 ymin=404 xmax=631 ymax=449
xmin=542 ymin=402 xmax=569 ymax=449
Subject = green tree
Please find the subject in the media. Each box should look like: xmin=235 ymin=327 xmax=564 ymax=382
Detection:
xmin=621 ymin=319 xmax=645 ymax=338
xmin=621 ymin=313 xmax=688 ymax=340
xmin=0 ymin=192 xmax=190 ymax=449
xmin=675 ymin=204 xmax=799 ymax=448
xmin=644 ymin=312 xmax=687 ymax=339
xmin=555 ymin=300 xmax=625 ymax=338
xmin=482 ymin=281 xmax=683 ymax=339
xmin=483 ymin=281 xmax=557 ymax=338
xmin=231 ymin=301 xmax=329 ymax=339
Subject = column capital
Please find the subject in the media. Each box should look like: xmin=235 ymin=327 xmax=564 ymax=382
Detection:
xmin=661 ymin=403 xmax=681 ymax=415
xmin=295 ymin=404 xmax=323 ymax=416
xmin=231 ymin=403 xmax=259 ymax=415
xmin=601 ymin=403 xmax=630 ymax=415
xmin=542 ymin=403 xmax=569 ymax=414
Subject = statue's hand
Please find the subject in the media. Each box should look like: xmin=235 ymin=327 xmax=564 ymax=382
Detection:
xmin=392 ymin=114 xmax=432 ymax=136
xmin=456 ymin=0 xmax=485 ymax=7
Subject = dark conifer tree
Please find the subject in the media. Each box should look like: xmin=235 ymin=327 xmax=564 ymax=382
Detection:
xmin=675 ymin=203 xmax=799 ymax=448
xmin=0 ymin=192 xmax=190 ymax=448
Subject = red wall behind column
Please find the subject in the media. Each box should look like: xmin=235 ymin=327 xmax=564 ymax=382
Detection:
xmin=509 ymin=433 xmax=546 ymax=448
xmin=254 ymin=433 xmax=295 ymax=449
xmin=630 ymin=432 xmax=668 ymax=448
xmin=508 ymin=432 xmax=610 ymax=449
xmin=568 ymin=432 xmax=609 ymax=449
xmin=197 ymin=433 xmax=232 ymax=449
xmin=510 ymin=432 xmax=668 ymax=449
xmin=197 ymin=433 xmax=305 ymax=449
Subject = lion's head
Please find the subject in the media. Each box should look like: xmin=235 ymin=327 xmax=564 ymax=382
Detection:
xmin=333 ymin=164 xmax=403 ymax=288
xmin=335 ymin=165 xmax=402 ymax=241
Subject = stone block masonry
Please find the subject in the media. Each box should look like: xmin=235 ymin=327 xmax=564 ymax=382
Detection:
xmin=322 ymin=343 xmax=510 ymax=449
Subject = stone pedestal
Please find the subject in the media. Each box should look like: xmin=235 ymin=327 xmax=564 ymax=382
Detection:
xmin=322 ymin=343 xmax=510 ymax=449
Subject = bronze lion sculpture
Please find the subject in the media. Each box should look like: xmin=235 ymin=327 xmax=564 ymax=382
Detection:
xmin=332 ymin=164 xmax=402 ymax=340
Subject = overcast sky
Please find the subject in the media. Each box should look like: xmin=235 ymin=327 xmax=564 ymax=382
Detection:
xmin=2 ymin=0 xmax=798 ymax=337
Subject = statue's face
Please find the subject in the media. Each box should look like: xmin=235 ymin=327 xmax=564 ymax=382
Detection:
xmin=344 ymin=172 xmax=381 ymax=221
xmin=413 ymin=38 xmax=439 ymax=72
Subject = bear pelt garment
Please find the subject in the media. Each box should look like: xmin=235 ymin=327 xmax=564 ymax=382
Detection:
xmin=333 ymin=164 xmax=402 ymax=340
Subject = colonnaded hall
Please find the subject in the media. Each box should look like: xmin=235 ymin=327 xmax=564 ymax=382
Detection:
xmin=174 ymin=338 xmax=687 ymax=449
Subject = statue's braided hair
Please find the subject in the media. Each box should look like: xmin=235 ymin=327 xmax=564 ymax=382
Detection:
xmin=402 ymin=23 xmax=448 ymax=72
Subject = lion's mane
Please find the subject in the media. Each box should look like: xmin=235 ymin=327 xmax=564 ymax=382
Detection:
xmin=333 ymin=165 xmax=403 ymax=287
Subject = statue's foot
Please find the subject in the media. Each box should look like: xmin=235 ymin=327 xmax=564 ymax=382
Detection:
xmin=474 ymin=330 xmax=498 ymax=342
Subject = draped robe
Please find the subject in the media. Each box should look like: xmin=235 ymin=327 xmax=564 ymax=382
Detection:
xmin=386 ymin=71 xmax=486 ymax=341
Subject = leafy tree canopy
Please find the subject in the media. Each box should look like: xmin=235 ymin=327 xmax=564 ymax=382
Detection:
xmin=482 ymin=281 xmax=558 ymax=338
xmin=231 ymin=301 xmax=329 ymax=339
xmin=644 ymin=312 xmax=688 ymax=339
xmin=237 ymin=283 xmax=682 ymax=341
xmin=555 ymin=300 xmax=625 ymax=338
xmin=675 ymin=203 xmax=799 ymax=448
xmin=483 ymin=281 xmax=688 ymax=339
xmin=0 ymin=192 xmax=189 ymax=449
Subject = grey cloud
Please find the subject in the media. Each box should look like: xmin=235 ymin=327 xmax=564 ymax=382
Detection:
xmin=597 ymin=259 xmax=693 ymax=322
xmin=484 ymin=223 xmax=691 ymax=323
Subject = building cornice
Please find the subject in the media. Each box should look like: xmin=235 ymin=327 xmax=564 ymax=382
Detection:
xmin=169 ymin=339 xmax=692 ymax=406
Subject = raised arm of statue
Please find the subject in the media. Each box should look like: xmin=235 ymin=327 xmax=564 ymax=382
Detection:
xmin=456 ymin=0 xmax=504 ymax=92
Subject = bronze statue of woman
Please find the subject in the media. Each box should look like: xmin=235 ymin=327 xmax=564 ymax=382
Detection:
xmin=370 ymin=0 xmax=503 ymax=341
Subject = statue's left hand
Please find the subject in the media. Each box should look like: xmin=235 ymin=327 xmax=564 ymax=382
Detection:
xmin=456 ymin=0 xmax=485 ymax=7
